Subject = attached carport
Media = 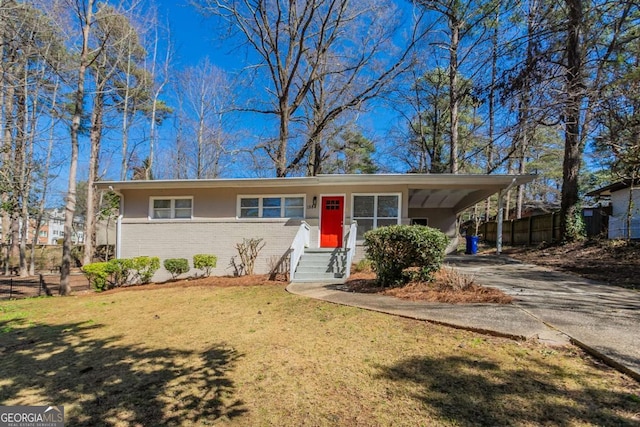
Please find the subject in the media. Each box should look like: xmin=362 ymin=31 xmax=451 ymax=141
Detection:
xmin=400 ymin=174 xmax=536 ymax=252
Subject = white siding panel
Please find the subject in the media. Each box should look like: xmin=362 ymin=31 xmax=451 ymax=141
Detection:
xmin=121 ymin=220 xmax=299 ymax=281
xmin=609 ymin=188 xmax=640 ymax=239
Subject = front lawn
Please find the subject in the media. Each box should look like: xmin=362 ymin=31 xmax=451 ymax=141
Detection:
xmin=1 ymin=283 xmax=638 ymax=426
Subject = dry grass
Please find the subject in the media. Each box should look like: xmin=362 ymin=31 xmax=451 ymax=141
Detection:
xmin=346 ymin=266 xmax=514 ymax=304
xmin=1 ymin=281 xmax=638 ymax=426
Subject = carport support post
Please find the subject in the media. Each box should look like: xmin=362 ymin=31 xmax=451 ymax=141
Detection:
xmin=497 ymin=190 xmax=504 ymax=255
xmin=496 ymin=178 xmax=516 ymax=255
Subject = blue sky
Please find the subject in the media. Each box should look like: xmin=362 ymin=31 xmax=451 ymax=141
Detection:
xmin=135 ymin=0 xmax=412 ymax=178
xmin=157 ymin=1 xmax=227 ymax=68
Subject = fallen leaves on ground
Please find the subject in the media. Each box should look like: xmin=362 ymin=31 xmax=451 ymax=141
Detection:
xmin=344 ymin=267 xmax=513 ymax=304
xmin=501 ymin=239 xmax=640 ymax=290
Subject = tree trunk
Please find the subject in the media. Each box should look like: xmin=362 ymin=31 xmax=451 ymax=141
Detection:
xmin=121 ymin=37 xmax=133 ymax=181
xmin=516 ymin=152 xmax=526 ymax=219
xmin=31 ymin=76 xmax=59 ymax=274
xmin=148 ymin=24 xmax=170 ymax=180
xmin=14 ymin=67 xmax=27 ymax=277
xmin=276 ymin=102 xmax=289 ymax=177
xmin=83 ymin=76 xmax=105 ymax=266
xmin=449 ymin=18 xmax=460 ymax=174
xmin=307 ymin=135 xmax=322 ymax=176
xmin=559 ymin=0 xmax=583 ymax=242
xmin=196 ymin=83 xmax=205 ymax=179
xmin=626 ymin=174 xmax=636 ymax=242
xmin=485 ymin=8 xmax=499 ymax=220
xmin=61 ymin=0 xmax=94 ymax=295
xmin=0 ymin=0 xmax=8 ymax=275
xmin=2 ymin=76 xmax=14 ymax=275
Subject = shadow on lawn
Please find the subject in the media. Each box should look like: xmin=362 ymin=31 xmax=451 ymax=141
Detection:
xmin=0 ymin=319 xmax=247 ymax=425
xmin=377 ymin=355 xmax=639 ymax=426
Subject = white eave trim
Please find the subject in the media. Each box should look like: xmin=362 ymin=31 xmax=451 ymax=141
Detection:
xmin=96 ymin=173 xmax=537 ymax=192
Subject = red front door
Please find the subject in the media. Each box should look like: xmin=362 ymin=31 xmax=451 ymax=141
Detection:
xmin=320 ymin=196 xmax=344 ymax=248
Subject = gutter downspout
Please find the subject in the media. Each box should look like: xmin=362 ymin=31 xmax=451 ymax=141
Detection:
xmin=497 ymin=178 xmax=517 ymax=255
xmin=116 ymin=214 xmax=123 ymax=259
xmin=109 ymin=186 xmax=124 ymax=259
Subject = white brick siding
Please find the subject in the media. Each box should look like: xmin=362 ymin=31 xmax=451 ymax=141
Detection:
xmin=121 ymin=220 xmax=300 ymax=281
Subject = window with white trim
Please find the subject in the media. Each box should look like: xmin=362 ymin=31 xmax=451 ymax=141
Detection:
xmin=238 ymin=196 xmax=305 ymax=218
xmin=353 ymin=194 xmax=400 ymax=239
xmin=150 ymin=197 xmax=193 ymax=219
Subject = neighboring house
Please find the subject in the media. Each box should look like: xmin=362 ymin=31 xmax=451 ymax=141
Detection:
xmin=97 ymin=174 xmax=535 ymax=282
xmin=96 ymin=218 xmax=117 ymax=247
xmin=40 ymin=208 xmax=85 ymax=245
xmin=0 ymin=208 xmax=111 ymax=249
xmin=45 ymin=208 xmax=66 ymax=244
xmin=587 ymin=180 xmax=640 ymax=239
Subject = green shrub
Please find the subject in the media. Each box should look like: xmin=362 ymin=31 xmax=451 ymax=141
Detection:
xmin=82 ymin=262 xmax=110 ymax=291
xmin=130 ymin=256 xmax=160 ymax=284
xmin=193 ymin=254 xmax=217 ymax=277
xmin=163 ymin=258 xmax=190 ymax=280
xmin=364 ymin=225 xmax=448 ymax=286
xmin=106 ymin=258 xmax=134 ymax=287
xmin=83 ymin=256 xmax=161 ymax=291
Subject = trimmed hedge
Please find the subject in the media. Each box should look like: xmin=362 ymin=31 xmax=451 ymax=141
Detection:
xmin=364 ymin=225 xmax=448 ymax=286
xmin=107 ymin=258 xmax=133 ymax=287
xmin=164 ymin=258 xmax=189 ymax=280
xmin=82 ymin=262 xmax=111 ymax=291
xmin=193 ymin=254 xmax=217 ymax=277
xmin=130 ymin=256 xmax=160 ymax=284
xmin=82 ymin=256 xmax=161 ymax=291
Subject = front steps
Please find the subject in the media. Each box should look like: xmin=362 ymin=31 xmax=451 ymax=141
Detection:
xmin=292 ymin=248 xmax=348 ymax=283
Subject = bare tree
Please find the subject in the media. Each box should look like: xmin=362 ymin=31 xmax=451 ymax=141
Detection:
xmin=198 ymin=0 xmax=430 ymax=177
xmin=117 ymin=16 xmax=149 ymax=181
xmin=484 ymin=3 xmax=499 ymax=219
xmin=145 ymin=11 xmax=172 ymax=180
xmin=415 ymin=0 xmax=500 ymax=173
xmin=557 ymin=0 xmax=636 ymax=241
xmin=173 ymin=58 xmax=232 ymax=178
xmin=59 ymin=0 xmax=95 ymax=295
xmin=391 ymin=65 xmax=480 ymax=175
xmin=395 ymin=67 xmax=452 ymax=173
xmin=1 ymin=0 xmax=65 ymax=276
xmin=83 ymin=3 xmax=146 ymax=266
xmin=29 ymin=75 xmax=61 ymax=275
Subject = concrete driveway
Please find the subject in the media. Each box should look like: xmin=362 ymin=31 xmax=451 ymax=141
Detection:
xmin=287 ymin=255 xmax=640 ymax=381
xmin=446 ymin=255 xmax=640 ymax=381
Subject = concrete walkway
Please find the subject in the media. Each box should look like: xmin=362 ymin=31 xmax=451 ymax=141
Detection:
xmin=286 ymin=255 xmax=640 ymax=381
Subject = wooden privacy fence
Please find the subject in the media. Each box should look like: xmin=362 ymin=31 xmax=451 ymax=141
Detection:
xmin=479 ymin=212 xmax=561 ymax=245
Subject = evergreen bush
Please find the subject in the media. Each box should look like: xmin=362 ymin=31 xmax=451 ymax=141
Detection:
xmin=163 ymin=258 xmax=190 ymax=280
xmin=364 ymin=225 xmax=448 ymax=286
xmin=83 ymin=256 xmax=161 ymax=291
xmin=130 ymin=256 xmax=160 ymax=284
xmin=193 ymin=254 xmax=217 ymax=277
xmin=82 ymin=262 xmax=111 ymax=291
xmin=106 ymin=258 xmax=134 ymax=287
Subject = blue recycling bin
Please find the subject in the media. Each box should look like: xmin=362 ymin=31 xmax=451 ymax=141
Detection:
xmin=465 ymin=235 xmax=479 ymax=255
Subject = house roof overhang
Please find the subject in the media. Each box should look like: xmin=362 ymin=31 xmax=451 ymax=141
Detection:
xmin=96 ymin=173 xmax=536 ymax=213
xmin=586 ymin=179 xmax=640 ymax=197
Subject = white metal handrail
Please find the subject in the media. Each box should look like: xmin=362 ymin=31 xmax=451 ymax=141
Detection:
xmin=290 ymin=221 xmax=311 ymax=278
xmin=344 ymin=221 xmax=358 ymax=278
